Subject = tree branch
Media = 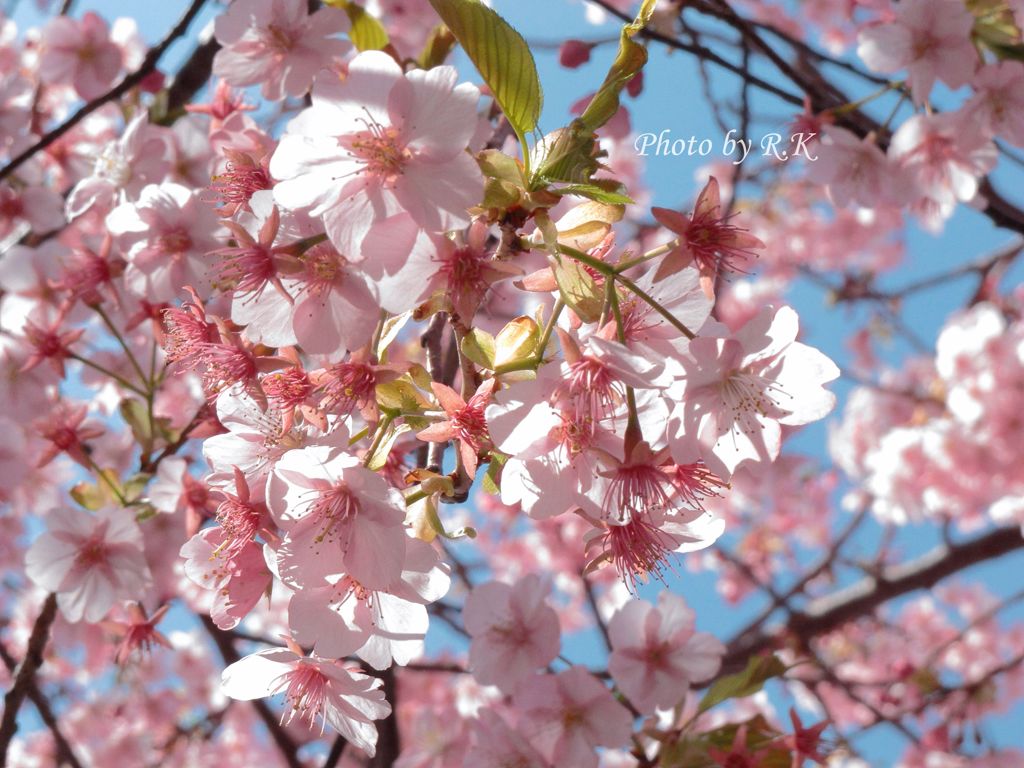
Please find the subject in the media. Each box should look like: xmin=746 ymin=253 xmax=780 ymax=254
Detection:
xmin=0 ymin=0 xmax=209 ymax=184
xmin=721 ymin=526 xmax=1024 ymax=675
xmin=0 ymin=594 xmax=58 ymax=764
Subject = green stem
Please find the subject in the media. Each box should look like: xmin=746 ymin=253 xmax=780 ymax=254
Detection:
xmin=94 ymin=304 xmax=149 ymax=388
xmin=68 ymin=353 xmax=147 ymax=396
xmin=558 ymin=243 xmax=697 ymax=340
xmin=614 ymin=271 xmax=697 ymax=340
xmin=609 ymin=284 xmax=641 ymax=444
xmin=614 ymin=239 xmax=678 ymax=273
xmin=84 ymin=456 xmax=126 ymax=506
xmin=536 ymin=298 xmax=565 ymax=359
xmin=362 ymin=414 xmax=394 ymax=468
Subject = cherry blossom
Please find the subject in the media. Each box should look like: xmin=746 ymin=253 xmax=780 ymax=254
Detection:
xmin=25 ymin=507 xmax=151 ymax=623
xmin=212 ymin=0 xmax=352 ymax=102
xmin=669 ymin=305 xmax=839 ymax=478
xmin=857 ymin=0 xmax=977 ymax=103
xmin=463 ymin=574 xmax=561 ymax=692
xmin=38 ymin=12 xmax=122 ymax=100
xmin=270 ymin=50 xmax=484 ymax=259
xmin=513 ymin=666 xmax=632 ymax=768
xmin=106 ymin=182 xmax=220 ymax=302
xmin=270 ymin=444 xmax=408 ymax=590
xmin=607 ymin=591 xmax=725 ymax=714
xmin=220 ymin=644 xmax=391 ymax=754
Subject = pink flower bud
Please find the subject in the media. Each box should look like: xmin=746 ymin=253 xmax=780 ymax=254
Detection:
xmin=559 ymin=39 xmax=592 ymax=69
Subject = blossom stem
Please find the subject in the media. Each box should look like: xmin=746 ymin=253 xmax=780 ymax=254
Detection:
xmin=535 ymin=297 xmax=564 ymax=360
xmin=609 ymin=283 xmax=642 ymax=445
xmin=93 ymin=303 xmax=150 ymax=389
xmin=363 ymin=414 xmax=395 ymax=468
xmin=613 ymin=240 xmax=679 ymax=272
xmin=84 ymin=455 xmax=128 ymax=505
xmin=558 ymin=243 xmax=697 ymax=340
xmin=68 ymin=353 xmax=148 ymax=397
xmin=830 ymin=81 xmax=895 ymax=116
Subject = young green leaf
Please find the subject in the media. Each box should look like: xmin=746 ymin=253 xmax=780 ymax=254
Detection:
xmin=697 ymin=653 xmax=787 ymax=714
xmin=428 ymin=0 xmax=543 ymax=140
xmin=579 ymin=0 xmax=657 ymax=132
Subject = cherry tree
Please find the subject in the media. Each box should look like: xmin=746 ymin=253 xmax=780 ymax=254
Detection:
xmin=1 ymin=0 xmax=1023 ymax=766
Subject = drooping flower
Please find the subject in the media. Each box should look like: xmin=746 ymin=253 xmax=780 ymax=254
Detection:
xmin=416 ymin=379 xmax=496 ymax=479
xmin=25 ymin=507 xmax=152 ymax=624
xmin=220 ymin=643 xmax=391 ymax=755
xmin=103 ymin=603 xmax=172 ymax=665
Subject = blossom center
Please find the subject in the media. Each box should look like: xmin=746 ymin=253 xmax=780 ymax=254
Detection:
xmin=273 ymin=662 xmax=329 ymax=730
xmin=159 ymin=228 xmax=193 ymax=254
xmin=350 ymin=124 xmax=408 ymax=179
xmin=309 ymin=483 xmax=360 ymax=546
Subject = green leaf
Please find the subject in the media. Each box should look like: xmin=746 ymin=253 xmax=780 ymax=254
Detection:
xmin=482 ymin=451 xmax=507 ymax=495
xmin=120 ymin=398 xmax=154 ymax=453
xmin=552 ymin=257 xmax=604 ymax=323
xmin=579 ymin=0 xmax=657 ymax=132
xmin=328 ymin=0 xmax=390 ymax=51
xmin=428 ymin=0 xmax=543 ymax=139
xmin=365 ymin=421 xmax=411 ymax=471
xmin=697 ymin=653 xmax=787 ymax=714
xmin=417 ymin=23 xmax=458 ymax=69
xmin=530 ymin=122 xmax=600 ymax=185
xmin=554 ymin=182 xmax=634 ymax=205
xmin=460 ymin=328 xmax=496 ymax=369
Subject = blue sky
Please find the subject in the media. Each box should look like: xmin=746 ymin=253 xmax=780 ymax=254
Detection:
xmin=9 ymin=0 xmax=1024 ymax=762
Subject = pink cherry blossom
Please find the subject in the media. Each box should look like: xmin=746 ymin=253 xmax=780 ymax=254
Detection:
xmin=513 ymin=666 xmax=632 ymax=768
xmin=669 ymin=305 xmax=839 ymax=479
xmin=962 ymin=62 xmax=1024 ymax=147
xmin=651 ymin=176 xmax=764 ymax=298
xmin=807 ymin=126 xmax=909 ymax=208
xmin=212 ymin=0 xmax=352 ymax=102
xmin=180 ymin=525 xmax=272 ymax=630
xmin=38 ymin=12 xmax=123 ymax=100
xmin=220 ymin=645 xmax=390 ymax=754
xmin=857 ymin=0 xmax=977 ymax=103
xmin=416 ymin=379 xmax=495 ymax=479
xmin=270 ymin=444 xmax=408 ymax=590
xmin=66 ymin=113 xmax=172 ymax=220
xmin=608 ymin=591 xmax=725 ymax=714
xmin=106 ymin=182 xmax=220 ymax=302
xmin=464 ymin=574 xmax=561 ymax=692
xmin=287 ymin=537 xmax=450 ymax=667
xmin=270 ymin=51 xmax=483 ymax=259
xmin=25 ymin=507 xmax=151 ymax=623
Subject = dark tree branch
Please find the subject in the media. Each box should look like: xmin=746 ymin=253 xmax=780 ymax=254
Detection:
xmin=0 ymin=0 xmax=208 ymax=183
xmin=721 ymin=527 xmax=1024 ymax=675
xmin=0 ymin=594 xmax=58 ymax=764
xmin=0 ymin=633 xmax=84 ymax=768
